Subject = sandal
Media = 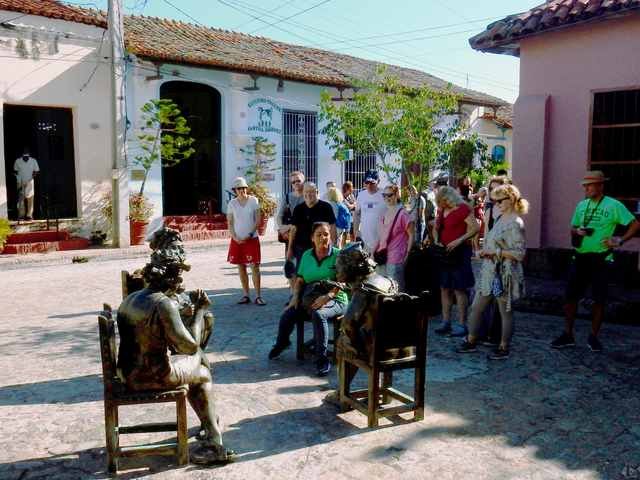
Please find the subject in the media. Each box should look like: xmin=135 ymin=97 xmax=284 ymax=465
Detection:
xmin=237 ymin=296 xmax=251 ymax=305
xmin=255 ymin=296 xmax=267 ymax=306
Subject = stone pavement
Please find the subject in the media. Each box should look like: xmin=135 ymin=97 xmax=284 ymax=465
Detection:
xmin=1 ymin=242 xmax=639 ymax=480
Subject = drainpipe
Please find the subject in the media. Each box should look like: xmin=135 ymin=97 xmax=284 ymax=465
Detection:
xmin=108 ymin=0 xmax=129 ymax=247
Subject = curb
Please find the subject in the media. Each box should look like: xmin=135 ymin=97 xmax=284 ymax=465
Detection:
xmin=0 ymin=236 xmax=281 ymax=270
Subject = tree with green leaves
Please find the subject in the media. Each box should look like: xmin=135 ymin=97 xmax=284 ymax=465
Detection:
xmin=240 ymin=136 xmax=278 ymax=219
xmin=134 ymin=99 xmax=195 ymax=196
xmin=319 ymin=68 xmax=460 ymax=191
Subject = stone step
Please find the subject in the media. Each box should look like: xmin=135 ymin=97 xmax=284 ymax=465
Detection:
xmin=6 ymin=230 xmax=70 ymax=244
xmin=167 ymin=222 xmax=228 ymax=232
xmin=1 ymin=237 xmax=90 ymax=255
xmin=178 ymin=230 xmax=231 ymax=242
xmin=163 ymin=214 xmax=227 ymax=225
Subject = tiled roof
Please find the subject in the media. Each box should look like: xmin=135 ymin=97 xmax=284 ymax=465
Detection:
xmin=481 ymin=105 xmax=513 ymax=129
xmin=2 ymin=1 xmax=506 ymax=107
xmin=0 ymin=0 xmax=106 ymax=28
xmin=470 ymin=0 xmax=640 ymax=55
xmin=122 ymin=15 xmax=506 ymax=107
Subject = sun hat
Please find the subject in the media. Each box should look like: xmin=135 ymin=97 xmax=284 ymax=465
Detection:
xmin=232 ymin=177 xmax=249 ymax=189
xmin=580 ymin=170 xmax=609 ymax=186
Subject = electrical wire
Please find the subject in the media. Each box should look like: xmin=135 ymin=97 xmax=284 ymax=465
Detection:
xmin=217 ymin=0 xmax=517 ymax=93
xmin=233 ymin=0 xmax=297 ymax=30
xmin=80 ymin=28 xmax=107 ymax=91
xmin=248 ymin=0 xmax=335 ymax=35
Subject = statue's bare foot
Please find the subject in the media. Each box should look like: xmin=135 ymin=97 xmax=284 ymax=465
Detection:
xmin=191 ymin=444 xmax=236 ymax=465
xmin=323 ymin=391 xmax=353 ymax=411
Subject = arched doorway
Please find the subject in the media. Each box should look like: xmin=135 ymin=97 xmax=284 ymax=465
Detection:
xmin=159 ymin=81 xmax=222 ymax=216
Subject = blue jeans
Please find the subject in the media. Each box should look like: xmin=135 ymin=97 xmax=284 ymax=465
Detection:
xmin=275 ymin=300 xmax=347 ymax=358
xmin=312 ymin=300 xmax=347 ymax=359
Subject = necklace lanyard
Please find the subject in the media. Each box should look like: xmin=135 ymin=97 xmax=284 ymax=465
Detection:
xmin=583 ymin=197 xmax=604 ymax=227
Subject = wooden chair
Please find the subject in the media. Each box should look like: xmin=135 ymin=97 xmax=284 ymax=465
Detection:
xmin=296 ymin=315 xmax=342 ymax=361
xmin=98 ymin=306 xmax=189 ymax=473
xmin=121 ymin=270 xmax=145 ymax=299
xmin=338 ymin=293 xmax=429 ymax=428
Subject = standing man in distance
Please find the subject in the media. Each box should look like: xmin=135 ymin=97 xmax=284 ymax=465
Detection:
xmin=287 ymin=182 xmax=336 ymax=267
xmin=14 ymin=147 xmax=40 ymax=220
xmin=277 ymin=171 xmax=306 ymax=285
xmin=551 ymin=171 xmax=639 ymax=352
xmin=353 ymin=170 xmax=385 ymax=252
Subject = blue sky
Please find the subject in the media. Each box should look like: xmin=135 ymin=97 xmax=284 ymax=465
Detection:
xmin=64 ymin=0 xmax=542 ymax=103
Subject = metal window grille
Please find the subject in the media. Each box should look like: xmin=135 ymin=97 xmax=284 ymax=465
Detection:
xmin=282 ymin=110 xmax=317 ymax=195
xmin=343 ymin=150 xmax=378 ymax=191
xmin=591 ymin=89 xmax=640 ymax=212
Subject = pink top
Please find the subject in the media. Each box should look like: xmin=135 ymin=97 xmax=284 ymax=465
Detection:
xmin=377 ymin=207 xmax=411 ymax=264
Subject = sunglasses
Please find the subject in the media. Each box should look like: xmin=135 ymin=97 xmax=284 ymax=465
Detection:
xmin=290 ymin=179 xmax=302 ymax=185
xmin=493 ymin=197 xmax=509 ymax=204
xmin=382 ymin=193 xmax=395 ymax=198
xmin=233 ymin=186 xmax=247 ymax=191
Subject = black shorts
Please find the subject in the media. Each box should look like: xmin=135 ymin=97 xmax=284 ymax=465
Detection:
xmin=565 ymin=252 xmax=611 ymax=303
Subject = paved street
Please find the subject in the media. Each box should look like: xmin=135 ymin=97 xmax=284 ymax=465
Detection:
xmin=1 ymin=240 xmax=639 ymax=479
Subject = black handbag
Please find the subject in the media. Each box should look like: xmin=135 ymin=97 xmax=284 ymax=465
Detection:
xmin=300 ymin=281 xmax=333 ymax=313
xmin=374 ymin=208 xmax=402 ymax=266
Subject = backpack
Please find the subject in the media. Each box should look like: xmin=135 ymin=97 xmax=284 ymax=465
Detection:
xmin=335 ymin=202 xmax=352 ymax=230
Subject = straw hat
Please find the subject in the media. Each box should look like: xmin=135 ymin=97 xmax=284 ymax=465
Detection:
xmin=580 ymin=170 xmax=609 ymax=186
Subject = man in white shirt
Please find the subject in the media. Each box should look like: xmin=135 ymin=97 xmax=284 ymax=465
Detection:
xmin=353 ymin=170 xmax=385 ymax=252
xmin=14 ymin=148 xmax=40 ymax=220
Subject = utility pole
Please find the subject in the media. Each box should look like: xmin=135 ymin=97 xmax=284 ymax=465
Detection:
xmin=108 ymin=0 xmax=129 ymax=247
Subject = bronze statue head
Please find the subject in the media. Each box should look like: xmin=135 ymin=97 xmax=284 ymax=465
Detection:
xmin=143 ymin=228 xmax=190 ymax=292
xmin=336 ymin=242 xmax=376 ymax=284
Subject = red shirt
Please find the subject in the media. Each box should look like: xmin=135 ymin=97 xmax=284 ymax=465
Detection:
xmin=437 ymin=203 xmax=471 ymax=246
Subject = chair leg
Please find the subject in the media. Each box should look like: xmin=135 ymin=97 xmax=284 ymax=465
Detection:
xmin=104 ymin=401 xmax=118 ymax=473
xmin=381 ymin=371 xmax=393 ymax=405
xmin=176 ymin=396 xmax=189 ymax=466
xmin=414 ymin=363 xmax=426 ymax=422
xmin=367 ymin=367 xmax=380 ymax=428
xmin=338 ymin=358 xmax=350 ymax=412
xmin=296 ymin=318 xmax=305 ymax=361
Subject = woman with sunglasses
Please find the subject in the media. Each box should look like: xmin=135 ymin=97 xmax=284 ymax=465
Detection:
xmin=372 ymin=184 xmax=413 ymax=291
xmin=227 ymin=177 xmax=266 ymax=306
xmin=457 ymin=184 xmax=528 ymax=360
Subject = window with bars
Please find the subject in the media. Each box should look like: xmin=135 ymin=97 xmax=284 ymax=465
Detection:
xmin=282 ymin=110 xmax=317 ymax=195
xmin=591 ymin=89 xmax=640 ymax=213
xmin=343 ymin=150 xmax=378 ymax=191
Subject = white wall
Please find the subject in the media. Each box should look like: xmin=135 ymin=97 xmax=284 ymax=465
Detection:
xmin=126 ymin=57 xmax=348 ymax=231
xmin=0 ymin=12 xmax=112 ymax=234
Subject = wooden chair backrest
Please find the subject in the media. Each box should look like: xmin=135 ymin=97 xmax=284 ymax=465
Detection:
xmin=373 ymin=293 xmax=427 ymax=359
xmin=98 ymin=310 xmax=118 ymax=396
xmin=121 ymin=270 xmax=145 ymax=299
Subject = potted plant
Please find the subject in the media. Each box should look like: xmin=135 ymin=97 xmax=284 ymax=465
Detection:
xmin=0 ymin=218 xmax=12 ymax=253
xmin=132 ymin=99 xmax=195 ymax=244
xmin=241 ymin=136 xmax=278 ymax=235
xmin=128 ymin=193 xmax=154 ymax=245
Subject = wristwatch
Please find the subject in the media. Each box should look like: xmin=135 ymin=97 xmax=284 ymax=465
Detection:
xmin=617 ymin=238 xmax=625 ymax=247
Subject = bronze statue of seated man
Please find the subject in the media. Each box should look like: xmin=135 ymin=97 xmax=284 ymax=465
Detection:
xmin=116 ymin=228 xmax=234 ymax=464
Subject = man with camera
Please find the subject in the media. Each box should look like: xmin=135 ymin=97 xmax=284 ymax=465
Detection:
xmin=551 ymin=171 xmax=639 ymax=352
